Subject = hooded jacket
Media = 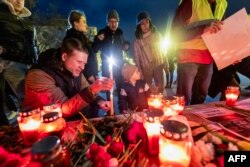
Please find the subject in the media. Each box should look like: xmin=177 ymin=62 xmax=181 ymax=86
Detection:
xmin=0 ymin=0 xmax=38 ymax=64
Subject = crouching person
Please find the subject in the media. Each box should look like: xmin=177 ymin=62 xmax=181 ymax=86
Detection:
xmin=22 ymin=38 xmax=113 ymax=119
xmin=119 ymin=64 xmax=151 ymax=114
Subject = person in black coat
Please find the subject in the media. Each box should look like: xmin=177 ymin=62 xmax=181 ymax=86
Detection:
xmin=64 ymin=10 xmax=98 ymax=84
xmin=119 ymin=64 xmax=150 ymax=113
xmin=0 ymin=0 xmax=38 ymax=125
xmin=93 ymin=9 xmax=129 ymax=103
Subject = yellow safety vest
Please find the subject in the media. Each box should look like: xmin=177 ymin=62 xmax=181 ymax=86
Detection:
xmin=180 ymin=0 xmax=227 ymax=50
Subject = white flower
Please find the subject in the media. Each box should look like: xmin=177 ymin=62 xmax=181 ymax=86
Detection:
xmin=108 ymin=158 xmax=119 ymax=167
xmin=195 ymin=140 xmax=215 ymax=162
xmin=228 ymin=142 xmax=238 ymax=151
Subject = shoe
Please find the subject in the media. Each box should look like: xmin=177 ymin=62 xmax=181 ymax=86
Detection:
xmin=6 ymin=111 xmax=17 ymax=120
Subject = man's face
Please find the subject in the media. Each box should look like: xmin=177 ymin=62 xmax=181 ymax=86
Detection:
xmin=108 ymin=18 xmax=119 ymax=32
xmin=62 ymin=50 xmax=88 ymax=77
xmin=7 ymin=0 xmax=24 ymax=13
xmin=74 ymin=16 xmax=88 ymax=33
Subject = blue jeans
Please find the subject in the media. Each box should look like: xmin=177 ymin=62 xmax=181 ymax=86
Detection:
xmin=177 ymin=63 xmax=213 ymax=105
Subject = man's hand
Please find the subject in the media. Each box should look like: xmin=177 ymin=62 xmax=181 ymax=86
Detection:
xmin=98 ymin=100 xmax=111 ymax=111
xmin=203 ymin=20 xmax=223 ymax=34
xmin=97 ymin=33 xmax=105 ymax=41
xmin=88 ymin=76 xmax=96 ymax=83
xmin=90 ymin=77 xmax=114 ymax=94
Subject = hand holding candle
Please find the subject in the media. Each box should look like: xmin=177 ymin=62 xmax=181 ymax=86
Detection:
xmin=90 ymin=77 xmax=114 ymax=94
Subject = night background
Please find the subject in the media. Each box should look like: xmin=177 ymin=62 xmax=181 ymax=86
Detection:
xmin=26 ymin=0 xmax=250 ymax=51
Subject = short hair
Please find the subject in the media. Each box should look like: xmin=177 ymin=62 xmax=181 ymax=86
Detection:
xmin=61 ymin=38 xmax=88 ymax=56
xmin=68 ymin=10 xmax=86 ymax=27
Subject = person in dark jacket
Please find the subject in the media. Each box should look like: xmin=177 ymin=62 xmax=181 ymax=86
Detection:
xmin=93 ymin=9 xmax=129 ymax=104
xmin=0 ymin=0 xmax=38 ymax=125
xmin=64 ymin=10 xmax=98 ymax=84
xmin=22 ymin=38 xmax=114 ymax=119
xmin=119 ymin=64 xmax=150 ymax=113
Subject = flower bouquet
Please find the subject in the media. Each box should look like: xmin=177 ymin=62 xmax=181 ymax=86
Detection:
xmin=63 ymin=113 xmax=150 ymax=167
xmin=189 ymin=121 xmax=250 ymax=167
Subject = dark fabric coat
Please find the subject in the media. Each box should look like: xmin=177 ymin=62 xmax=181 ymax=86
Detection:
xmin=93 ymin=26 xmax=125 ymax=77
xmin=64 ymin=28 xmax=98 ymax=81
xmin=119 ymin=80 xmax=150 ymax=112
xmin=22 ymin=48 xmax=102 ymax=119
xmin=0 ymin=3 xmax=37 ymax=64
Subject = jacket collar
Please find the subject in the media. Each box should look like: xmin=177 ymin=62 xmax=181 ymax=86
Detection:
xmin=1 ymin=0 xmax=31 ymax=17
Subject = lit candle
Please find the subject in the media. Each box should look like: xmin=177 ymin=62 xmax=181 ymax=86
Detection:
xmin=147 ymin=94 xmax=163 ymax=109
xmin=172 ymin=95 xmax=185 ymax=115
xmin=143 ymin=109 xmax=163 ymax=155
xmin=43 ymin=104 xmax=62 ymax=117
xmin=159 ymin=120 xmax=192 ymax=167
xmin=225 ymin=86 xmax=240 ymax=106
xmin=39 ymin=112 xmax=66 ymax=139
xmin=18 ymin=109 xmax=41 ymax=146
xmin=163 ymin=97 xmax=178 ymax=117
xmin=108 ymin=56 xmax=114 ymax=116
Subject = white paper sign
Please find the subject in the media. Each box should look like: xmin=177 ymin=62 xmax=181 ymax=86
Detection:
xmin=202 ymin=8 xmax=250 ymax=70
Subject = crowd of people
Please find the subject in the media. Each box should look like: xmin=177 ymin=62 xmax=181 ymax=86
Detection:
xmin=1 ymin=0 xmax=250 ymax=125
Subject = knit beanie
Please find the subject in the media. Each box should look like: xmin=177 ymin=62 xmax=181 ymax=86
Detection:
xmin=137 ymin=11 xmax=151 ymax=25
xmin=107 ymin=9 xmax=119 ymax=22
xmin=122 ymin=64 xmax=138 ymax=81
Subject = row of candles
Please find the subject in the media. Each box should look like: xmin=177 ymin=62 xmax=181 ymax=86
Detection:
xmin=145 ymin=95 xmax=191 ymax=167
xmin=17 ymin=104 xmax=66 ymax=146
xmin=144 ymin=86 xmax=240 ymax=166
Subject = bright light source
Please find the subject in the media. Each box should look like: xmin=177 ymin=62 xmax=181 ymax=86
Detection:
xmin=160 ymin=37 xmax=171 ymax=54
xmin=108 ymin=56 xmax=115 ymax=65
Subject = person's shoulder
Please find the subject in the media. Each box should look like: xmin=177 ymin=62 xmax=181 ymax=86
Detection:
xmin=116 ymin=28 xmax=123 ymax=35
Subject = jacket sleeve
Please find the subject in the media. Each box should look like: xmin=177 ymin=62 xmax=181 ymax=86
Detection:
xmin=118 ymin=88 xmax=128 ymax=112
xmin=92 ymin=29 xmax=105 ymax=53
xmin=133 ymin=40 xmax=143 ymax=76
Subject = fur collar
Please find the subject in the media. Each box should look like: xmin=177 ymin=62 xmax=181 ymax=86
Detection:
xmin=1 ymin=0 xmax=31 ymax=17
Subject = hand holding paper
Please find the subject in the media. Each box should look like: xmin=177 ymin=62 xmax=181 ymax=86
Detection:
xmin=202 ymin=8 xmax=250 ymax=70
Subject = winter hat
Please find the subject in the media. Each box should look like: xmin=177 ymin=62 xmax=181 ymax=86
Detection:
xmin=122 ymin=64 xmax=138 ymax=81
xmin=107 ymin=9 xmax=119 ymax=22
xmin=137 ymin=11 xmax=151 ymax=25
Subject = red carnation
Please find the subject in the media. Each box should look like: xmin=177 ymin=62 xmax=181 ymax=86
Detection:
xmin=0 ymin=147 xmax=9 ymax=164
xmin=2 ymin=153 xmax=22 ymax=167
xmin=105 ymin=135 xmax=112 ymax=144
xmin=108 ymin=141 xmax=124 ymax=157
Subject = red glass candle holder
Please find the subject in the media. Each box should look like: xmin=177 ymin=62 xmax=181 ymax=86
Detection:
xmin=143 ymin=109 xmax=163 ymax=155
xmin=159 ymin=120 xmax=192 ymax=167
xmin=17 ymin=109 xmax=41 ymax=146
xmin=225 ymin=86 xmax=240 ymax=106
xmin=147 ymin=94 xmax=163 ymax=110
xmin=172 ymin=95 xmax=185 ymax=115
xmin=43 ymin=104 xmax=62 ymax=117
xmin=39 ymin=112 xmax=66 ymax=139
xmin=162 ymin=96 xmax=178 ymax=118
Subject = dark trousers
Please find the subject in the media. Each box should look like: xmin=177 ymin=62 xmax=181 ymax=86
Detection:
xmin=177 ymin=63 xmax=213 ymax=105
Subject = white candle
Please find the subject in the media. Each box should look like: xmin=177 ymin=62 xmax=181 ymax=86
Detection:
xmin=109 ymin=57 xmax=114 ymax=116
